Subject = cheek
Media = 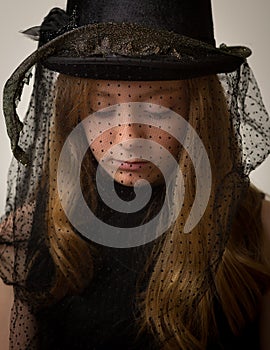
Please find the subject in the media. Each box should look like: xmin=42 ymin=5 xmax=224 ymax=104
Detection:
xmin=87 ymin=126 xmax=181 ymax=161
xmin=166 ymin=138 xmax=181 ymax=158
xmin=160 ymin=138 xmax=181 ymax=161
xmin=148 ymin=128 xmax=181 ymax=159
xmin=87 ymin=131 xmax=115 ymax=159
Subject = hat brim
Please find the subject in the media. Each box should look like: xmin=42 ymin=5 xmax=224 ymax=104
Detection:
xmin=43 ymin=54 xmax=246 ymax=80
xmin=39 ymin=22 xmax=251 ymax=80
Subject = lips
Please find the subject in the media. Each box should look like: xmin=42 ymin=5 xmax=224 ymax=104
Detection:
xmin=122 ymin=161 xmax=148 ymax=164
xmin=113 ymin=159 xmax=149 ymax=170
xmin=115 ymin=159 xmax=148 ymax=164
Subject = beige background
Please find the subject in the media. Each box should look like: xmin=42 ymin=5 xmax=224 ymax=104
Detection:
xmin=0 ymin=0 xmax=269 ymax=214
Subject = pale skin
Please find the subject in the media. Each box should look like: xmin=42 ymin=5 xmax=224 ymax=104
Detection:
xmin=0 ymin=80 xmax=270 ymax=349
xmin=0 ymin=279 xmax=13 ymax=350
xmin=83 ymin=79 xmax=188 ymax=187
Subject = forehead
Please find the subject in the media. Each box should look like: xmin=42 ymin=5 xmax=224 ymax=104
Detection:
xmin=87 ymin=79 xmax=186 ymax=96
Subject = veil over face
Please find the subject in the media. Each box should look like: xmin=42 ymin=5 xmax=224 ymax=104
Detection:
xmin=1 ymin=60 xmax=269 ymax=272
xmin=1 ymin=1 xmax=270 ymax=349
xmin=72 ymin=79 xmax=187 ymax=187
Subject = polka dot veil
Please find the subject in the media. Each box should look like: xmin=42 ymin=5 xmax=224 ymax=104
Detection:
xmin=0 ymin=59 xmax=269 ymax=349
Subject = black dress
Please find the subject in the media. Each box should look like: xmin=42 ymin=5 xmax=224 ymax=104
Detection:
xmin=35 ymin=246 xmax=260 ymax=350
xmin=35 ymin=241 xmax=159 ymax=350
xmin=34 ymin=182 xmax=261 ymax=350
xmin=36 ymin=181 xmax=163 ymax=350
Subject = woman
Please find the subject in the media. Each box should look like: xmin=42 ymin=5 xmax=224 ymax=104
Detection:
xmin=1 ymin=0 xmax=270 ymax=349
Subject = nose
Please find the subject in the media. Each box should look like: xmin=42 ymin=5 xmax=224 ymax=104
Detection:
xmin=116 ymin=122 xmax=145 ymax=139
xmin=113 ymin=122 xmax=149 ymax=151
xmin=114 ymin=102 xmax=149 ymax=144
xmin=111 ymin=122 xmax=152 ymax=163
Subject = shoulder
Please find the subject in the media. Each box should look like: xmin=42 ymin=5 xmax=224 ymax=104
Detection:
xmin=0 ymin=278 xmax=13 ymax=350
xmin=0 ymin=202 xmax=37 ymax=281
xmin=0 ymin=202 xmax=36 ymax=238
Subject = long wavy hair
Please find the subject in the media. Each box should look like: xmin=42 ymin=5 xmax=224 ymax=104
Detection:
xmin=44 ymin=73 xmax=270 ymax=349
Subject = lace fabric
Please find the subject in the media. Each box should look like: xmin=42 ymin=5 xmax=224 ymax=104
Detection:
xmin=1 ymin=2 xmax=270 ymax=347
xmin=1 ymin=60 xmax=269 ymax=349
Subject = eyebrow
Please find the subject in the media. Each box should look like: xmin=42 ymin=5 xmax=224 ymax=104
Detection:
xmin=94 ymin=87 xmax=180 ymax=97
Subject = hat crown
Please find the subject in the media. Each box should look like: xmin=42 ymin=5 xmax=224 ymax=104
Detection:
xmin=66 ymin=0 xmax=215 ymax=46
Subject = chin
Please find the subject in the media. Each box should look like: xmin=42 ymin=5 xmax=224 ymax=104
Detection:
xmin=113 ymin=173 xmax=163 ymax=187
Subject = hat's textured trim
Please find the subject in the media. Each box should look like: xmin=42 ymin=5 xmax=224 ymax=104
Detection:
xmin=45 ymin=22 xmax=250 ymax=60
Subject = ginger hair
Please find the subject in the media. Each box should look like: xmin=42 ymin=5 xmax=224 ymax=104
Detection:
xmin=44 ymin=74 xmax=270 ymax=349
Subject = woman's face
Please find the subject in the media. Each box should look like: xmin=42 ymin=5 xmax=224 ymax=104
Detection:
xmin=82 ymin=79 xmax=188 ymax=187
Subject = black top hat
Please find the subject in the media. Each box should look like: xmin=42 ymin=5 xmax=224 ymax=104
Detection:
xmin=0 ymin=0 xmax=256 ymax=166
xmin=34 ymin=0 xmax=251 ymax=80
